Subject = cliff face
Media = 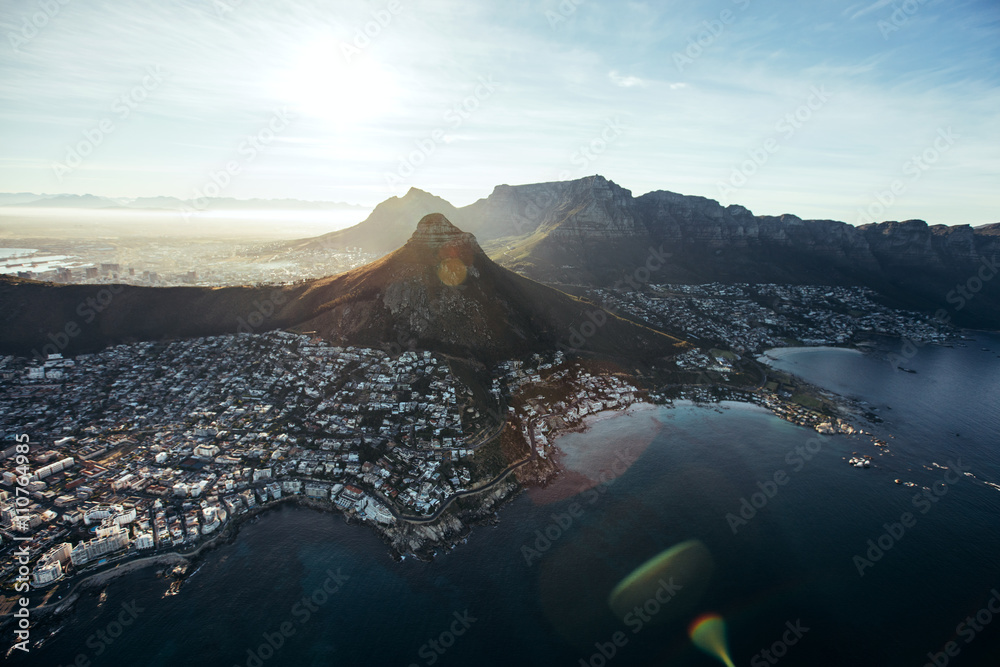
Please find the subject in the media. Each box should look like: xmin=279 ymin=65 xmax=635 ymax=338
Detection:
xmin=466 ymin=177 xmax=998 ymax=327
xmin=283 ymin=175 xmax=998 ymax=327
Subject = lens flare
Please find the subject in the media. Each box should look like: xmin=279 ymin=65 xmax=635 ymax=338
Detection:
xmin=688 ymin=613 xmax=735 ymax=667
xmin=607 ymin=539 xmax=713 ymax=624
xmin=436 ymin=257 xmax=467 ymax=286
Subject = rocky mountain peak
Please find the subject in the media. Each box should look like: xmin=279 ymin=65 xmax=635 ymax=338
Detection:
xmin=406 ymin=213 xmax=481 ymax=254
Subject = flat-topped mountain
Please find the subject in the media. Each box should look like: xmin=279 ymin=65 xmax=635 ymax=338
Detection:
xmin=288 ymin=176 xmax=1000 ymax=328
xmin=0 ymin=215 xmax=686 ymax=363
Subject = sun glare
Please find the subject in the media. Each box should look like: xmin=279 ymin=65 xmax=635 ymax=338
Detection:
xmin=271 ymin=39 xmax=398 ymax=126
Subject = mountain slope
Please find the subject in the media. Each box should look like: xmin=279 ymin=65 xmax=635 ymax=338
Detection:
xmin=0 ymin=215 xmax=687 ymax=363
xmin=287 ymin=214 xmax=686 ymax=361
xmin=352 ymin=175 xmax=997 ymax=328
xmin=292 ymin=188 xmax=467 ymax=254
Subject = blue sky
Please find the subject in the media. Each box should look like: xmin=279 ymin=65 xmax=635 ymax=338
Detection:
xmin=1 ymin=0 xmax=998 ymax=224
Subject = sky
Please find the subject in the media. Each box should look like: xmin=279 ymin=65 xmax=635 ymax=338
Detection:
xmin=0 ymin=0 xmax=998 ymax=225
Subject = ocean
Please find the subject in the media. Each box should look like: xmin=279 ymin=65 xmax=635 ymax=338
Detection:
xmin=14 ymin=333 xmax=1000 ymax=667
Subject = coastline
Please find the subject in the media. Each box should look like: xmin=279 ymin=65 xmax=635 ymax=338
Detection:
xmin=12 ymin=377 xmax=875 ymax=622
xmin=14 ymin=474 xmax=527 ymax=621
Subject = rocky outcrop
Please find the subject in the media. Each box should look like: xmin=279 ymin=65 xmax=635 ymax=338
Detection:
xmin=281 ymin=175 xmax=998 ymax=327
xmin=464 ymin=176 xmax=998 ymax=326
xmin=289 ymin=213 xmax=687 ymax=362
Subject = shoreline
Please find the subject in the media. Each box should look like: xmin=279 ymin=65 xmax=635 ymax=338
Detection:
xmin=12 ymin=475 xmax=526 ymax=619
xmin=10 ymin=359 xmax=885 ymax=621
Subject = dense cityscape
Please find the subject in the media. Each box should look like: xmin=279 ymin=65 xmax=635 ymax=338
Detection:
xmin=0 ymin=242 xmax=379 ymax=287
xmin=594 ymin=282 xmax=950 ymax=354
xmin=0 ymin=280 xmax=955 ymax=607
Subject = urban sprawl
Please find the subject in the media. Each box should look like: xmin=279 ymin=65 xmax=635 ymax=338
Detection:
xmin=0 ymin=283 xmax=951 ymax=595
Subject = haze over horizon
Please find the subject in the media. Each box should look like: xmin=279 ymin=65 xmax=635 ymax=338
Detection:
xmin=1 ymin=0 xmax=998 ymax=226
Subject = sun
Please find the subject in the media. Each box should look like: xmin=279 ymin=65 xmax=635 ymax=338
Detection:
xmin=270 ymin=38 xmax=398 ymax=127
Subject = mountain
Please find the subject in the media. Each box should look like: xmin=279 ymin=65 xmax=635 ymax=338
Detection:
xmin=285 ymin=213 xmax=685 ymax=361
xmin=0 ymin=215 xmax=686 ymax=363
xmin=123 ymin=197 xmax=366 ymax=211
xmin=292 ymin=188 xmax=466 ymax=253
xmin=290 ymin=176 xmax=1000 ymax=328
xmin=0 ymin=193 xmax=365 ymax=212
xmin=478 ymin=177 xmax=1000 ymax=327
xmin=0 ymin=194 xmax=121 ymax=208
xmin=0 ymin=193 xmax=51 ymax=206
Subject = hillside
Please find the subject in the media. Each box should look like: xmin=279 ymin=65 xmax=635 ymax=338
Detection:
xmin=286 ymin=176 xmax=1000 ymax=328
xmin=0 ymin=215 xmax=687 ymax=364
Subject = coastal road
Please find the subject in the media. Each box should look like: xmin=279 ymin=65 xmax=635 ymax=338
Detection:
xmin=393 ymin=419 xmax=539 ymax=524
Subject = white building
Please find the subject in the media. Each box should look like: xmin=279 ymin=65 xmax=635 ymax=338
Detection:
xmin=133 ymin=532 xmax=155 ymax=549
xmin=70 ymin=526 xmax=130 ymax=566
xmin=31 ymin=542 xmax=72 ymax=586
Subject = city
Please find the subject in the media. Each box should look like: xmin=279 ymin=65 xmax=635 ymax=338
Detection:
xmin=0 ymin=280 xmax=954 ymax=606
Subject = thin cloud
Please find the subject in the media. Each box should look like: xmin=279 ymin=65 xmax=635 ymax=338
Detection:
xmin=847 ymin=0 xmax=894 ymax=20
xmin=609 ymin=70 xmax=647 ymax=88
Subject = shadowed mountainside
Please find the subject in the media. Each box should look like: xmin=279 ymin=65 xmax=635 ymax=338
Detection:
xmin=290 ymin=176 xmax=1000 ymax=328
xmin=0 ymin=215 xmax=687 ymax=363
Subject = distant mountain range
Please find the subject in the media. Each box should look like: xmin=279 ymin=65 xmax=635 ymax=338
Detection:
xmin=293 ymin=175 xmax=1000 ymax=329
xmin=3 ymin=176 xmax=997 ymax=333
xmin=0 ymin=192 xmax=365 ymax=211
xmin=0 ymin=214 xmax=686 ymax=363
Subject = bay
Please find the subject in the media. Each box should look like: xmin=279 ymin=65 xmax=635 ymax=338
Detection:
xmin=18 ymin=333 xmax=1000 ymax=667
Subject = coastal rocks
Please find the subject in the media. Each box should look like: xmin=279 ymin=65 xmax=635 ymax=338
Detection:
xmin=379 ymin=477 xmax=522 ymax=560
xmin=848 ymin=454 xmax=873 ymax=468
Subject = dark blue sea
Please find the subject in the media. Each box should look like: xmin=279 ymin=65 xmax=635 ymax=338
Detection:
xmin=15 ymin=333 xmax=1000 ymax=667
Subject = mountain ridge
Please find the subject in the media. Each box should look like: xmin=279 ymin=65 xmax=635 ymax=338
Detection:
xmin=0 ymin=214 xmax=687 ymax=363
xmin=290 ymin=175 xmax=1000 ymax=328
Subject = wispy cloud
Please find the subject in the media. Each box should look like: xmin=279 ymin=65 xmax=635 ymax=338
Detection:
xmin=0 ymin=0 xmax=996 ymax=223
xmin=609 ymin=70 xmax=647 ymax=88
xmin=847 ymin=0 xmax=895 ymax=20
